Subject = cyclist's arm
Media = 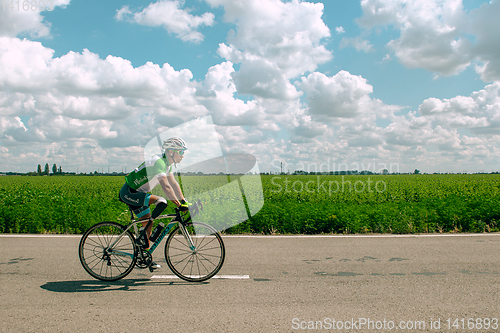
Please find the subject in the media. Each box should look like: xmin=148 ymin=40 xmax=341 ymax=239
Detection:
xmin=158 ymin=176 xmax=182 ymax=207
xmin=166 ymin=173 xmax=186 ymax=204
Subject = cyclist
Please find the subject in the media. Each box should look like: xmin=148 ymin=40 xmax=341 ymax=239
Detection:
xmin=119 ymin=137 xmax=190 ymax=269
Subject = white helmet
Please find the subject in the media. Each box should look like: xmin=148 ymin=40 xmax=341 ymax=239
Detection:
xmin=162 ymin=137 xmax=187 ymax=152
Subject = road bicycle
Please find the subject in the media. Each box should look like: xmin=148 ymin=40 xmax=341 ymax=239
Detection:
xmin=78 ymin=200 xmax=225 ymax=282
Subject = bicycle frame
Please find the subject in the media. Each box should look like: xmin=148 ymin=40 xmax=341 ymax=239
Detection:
xmin=107 ymin=211 xmax=195 ymax=260
xmin=147 ymin=213 xmax=195 ymax=253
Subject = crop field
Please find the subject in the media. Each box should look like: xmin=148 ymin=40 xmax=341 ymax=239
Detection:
xmin=0 ymin=174 xmax=499 ymax=234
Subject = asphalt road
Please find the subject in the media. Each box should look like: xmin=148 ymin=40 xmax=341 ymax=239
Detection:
xmin=1 ymin=234 xmax=499 ymax=332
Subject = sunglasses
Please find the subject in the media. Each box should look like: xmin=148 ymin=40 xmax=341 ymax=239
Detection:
xmin=176 ymin=150 xmax=185 ymax=156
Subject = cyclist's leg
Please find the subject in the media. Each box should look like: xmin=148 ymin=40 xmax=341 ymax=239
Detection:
xmin=138 ymin=196 xmax=170 ymax=245
xmin=119 ymin=184 xmax=168 ymax=244
xmin=120 ymin=183 xmax=153 ymax=245
xmin=139 ymin=196 xmax=167 ymax=241
xmin=138 ymin=213 xmax=152 ymax=247
xmin=149 ymin=196 xmax=168 ymax=219
xmin=148 ymin=194 xmax=162 ymax=205
xmin=140 ymin=196 xmax=164 ymax=268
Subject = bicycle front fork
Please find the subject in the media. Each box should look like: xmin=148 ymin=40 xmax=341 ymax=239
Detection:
xmin=178 ymin=222 xmax=196 ymax=251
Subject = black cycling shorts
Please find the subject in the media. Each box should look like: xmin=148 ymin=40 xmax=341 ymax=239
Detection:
xmin=119 ymin=183 xmax=151 ymax=218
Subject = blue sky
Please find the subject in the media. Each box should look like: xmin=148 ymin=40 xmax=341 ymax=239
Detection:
xmin=41 ymin=0 xmax=227 ymax=78
xmin=1 ymin=0 xmax=499 ymax=174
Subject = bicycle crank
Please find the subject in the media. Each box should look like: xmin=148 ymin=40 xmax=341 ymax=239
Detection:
xmin=135 ymin=250 xmax=153 ymax=269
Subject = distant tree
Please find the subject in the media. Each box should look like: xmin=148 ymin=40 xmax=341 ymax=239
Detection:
xmin=58 ymin=166 xmax=62 ymax=174
xmin=44 ymin=163 xmax=49 ymax=175
xmin=37 ymin=164 xmax=42 ymax=175
xmin=414 ymin=169 xmax=420 ymax=175
xmin=52 ymin=163 xmax=57 ymax=174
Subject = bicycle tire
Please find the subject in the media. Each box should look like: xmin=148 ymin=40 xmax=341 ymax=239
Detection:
xmin=79 ymin=221 xmax=138 ymax=281
xmin=164 ymin=221 xmax=225 ymax=282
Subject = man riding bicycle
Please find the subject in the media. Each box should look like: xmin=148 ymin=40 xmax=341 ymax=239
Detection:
xmin=119 ymin=137 xmax=190 ymax=269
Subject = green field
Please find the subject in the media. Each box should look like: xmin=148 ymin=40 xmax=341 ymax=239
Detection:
xmin=0 ymin=174 xmax=499 ymax=234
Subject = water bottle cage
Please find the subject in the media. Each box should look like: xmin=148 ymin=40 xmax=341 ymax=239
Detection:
xmin=135 ymin=234 xmax=148 ymax=247
xmin=136 ymin=225 xmax=150 ymax=247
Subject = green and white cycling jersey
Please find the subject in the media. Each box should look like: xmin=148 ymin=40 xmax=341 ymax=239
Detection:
xmin=125 ymin=154 xmax=173 ymax=192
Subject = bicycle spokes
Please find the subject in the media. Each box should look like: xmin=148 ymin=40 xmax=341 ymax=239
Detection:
xmin=164 ymin=222 xmax=225 ymax=282
xmin=79 ymin=222 xmax=137 ymax=281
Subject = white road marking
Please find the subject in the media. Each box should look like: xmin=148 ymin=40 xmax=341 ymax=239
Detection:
xmin=151 ymin=275 xmax=250 ymax=279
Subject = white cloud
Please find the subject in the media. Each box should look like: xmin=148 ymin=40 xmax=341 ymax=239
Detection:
xmin=297 ymin=71 xmax=374 ymax=118
xmin=381 ymin=54 xmax=391 ymax=62
xmin=35 ymin=94 xmax=135 ymax=120
xmin=428 ymin=126 xmax=463 ymax=151
xmin=231 ymin=58 xmax=302 ymax=100
xmin=355 ymin=0 xmax=500 ymax=81
xmin=0 ymin=92 xmax=36 ymax=116
xmin=377 ymin=82 xmax=500 ymax=172
xmin=115 ymin=6 xmax=133 ymax=21
xmin=290 ymin=115 xmax=328 ymax=140
xmin=0 ymin=37 xmax=54 ymax=89
xmin=0 ymin=37 xmax=204 ymax=107
xmin=209 ymin=0 xmax=332 ymax=99
xmin=198 ymin=61 xmax=288 ymax=132
xmin=216 ymin=126 xmax=266 ymax=146
xmin=339 ymin=36 xmax=374 ymax=52
xmin=336 ymin=26 xmax=345 ymax=34
xmin=384 ymin=113 xmax=434 ymax=147
xmin=116 ymin=0 xmax=215 ymax=43
xmin=344 ymin=128 xmax=385 ymax=148
xmin=418 ymin=81 xmax=500 ymax=133
xmin=0 ymin=0 xmax=71 ymax=38
xmin=468 ymin=1 xmax=500 ymax=81
xmin=198 ymin=61 xmax=259 ymax=126
xmin=37 ymin=115 xmax=118 ymax=141
xmin=290 ymin=70 xmax=406 ymax=151
xmin=0 ymin=37 xmax=208 ymax=158
xmin=356 ymin=0 xmax=474 ymax=76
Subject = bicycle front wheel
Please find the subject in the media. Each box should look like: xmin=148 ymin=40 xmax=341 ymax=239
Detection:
xmin=165 ymin=222 xmax=225 ymax=282
xmin=79 ymin=221 xmax=137 ymax=281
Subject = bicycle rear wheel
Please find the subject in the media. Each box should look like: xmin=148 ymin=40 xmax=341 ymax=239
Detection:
xmin=79 ymin=221 xmax=137 ymax=281
xmin=164 ymin=222 xmax=225 ymax=282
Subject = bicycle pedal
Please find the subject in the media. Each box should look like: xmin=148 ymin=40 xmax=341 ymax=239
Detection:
xmin=148 ymin=262 xmax=161 ymax=272
xmin=148 ymin=265 xmax=159 ymax=272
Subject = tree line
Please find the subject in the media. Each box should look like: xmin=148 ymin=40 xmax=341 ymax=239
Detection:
xmin=31 ymin=163 xmax=63 ymax=176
